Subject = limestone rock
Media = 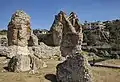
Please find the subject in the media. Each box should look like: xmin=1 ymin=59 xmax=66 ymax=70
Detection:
xmin=8 ymin=55 xmax=31 ymax=72
xmin=0 ymin=46 xmax=9 ymax=57
xmin=56 ymin=54 xmax=93 ymax=82
xmin=7 ymin=10 xmax=32 ymax=72
xmin=56 ymin=11 xmax=93 ymax=82
xmin=7 ymin=45 xmax=30 ymax=58
xmin=49 ymin=12 xmax=63 ymax=46
xmin=29 ymin=55 xmax=47 ymax=74
xmin=7 ymin=10 xmax=31 ymax=47
xmin=0 ymin=36 xmax=8 ymax=46
xmin=28 ymin=42 xmax=61 ymax=59
xmin=8 ymin=54 xmax=47 ymax=72
xmin=60 ymin=11 xmax=83 ymax=57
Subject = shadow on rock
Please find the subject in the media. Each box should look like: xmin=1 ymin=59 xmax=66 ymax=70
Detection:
xmin=45 ymin=74 xmax=57 ymax=82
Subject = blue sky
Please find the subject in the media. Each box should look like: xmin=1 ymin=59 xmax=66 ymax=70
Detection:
xmin=0 ymin=0 xmax=120 ymax=30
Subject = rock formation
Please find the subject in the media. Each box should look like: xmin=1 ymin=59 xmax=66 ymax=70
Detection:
xmin=60 ymin=11 xmax=83 ymax=57
xmin=28 ymin=42 xmax=60 ymax=59
xmin=8 ymin=10 xmax=31 ymax=47
xmin=56 ymin=11 xmax=93 ymax=82
xmin=56 ymin=54 xmax=92 ymax=82
xmin=49 ymin=12 xmax=63 ymax=46
xmin=7 ymin=10 xmax=46 ymax=72
xmin=7 ymin=10 xmax=31 ymax=72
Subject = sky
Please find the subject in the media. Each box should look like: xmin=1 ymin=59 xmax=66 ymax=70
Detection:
xmin=0 ymin=0 xmax=120 ymax=30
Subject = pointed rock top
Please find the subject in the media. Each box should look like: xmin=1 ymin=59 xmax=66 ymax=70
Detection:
xmin=11 ymin=10 xmax=30 ymax=21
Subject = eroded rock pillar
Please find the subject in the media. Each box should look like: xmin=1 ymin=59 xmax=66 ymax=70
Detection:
xmin=7 ymin=10 xmax=31 ymax=72
xmin=56 ymin=11 xmax=93 ymax=82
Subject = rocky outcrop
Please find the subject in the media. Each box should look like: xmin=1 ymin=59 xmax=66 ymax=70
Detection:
xmin=56 ymin=11 xmax=93 ymax=82
xmin=56 ymin=54 xmax=93 ymax=82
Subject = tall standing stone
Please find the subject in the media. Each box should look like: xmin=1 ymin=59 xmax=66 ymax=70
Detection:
xmin=56 ymin=11 xmax=93 ymax=82
xmin=7 ymin=10 xmax=31 ymax=72
xmin=60 ymin=11 xmax=83 ymax=57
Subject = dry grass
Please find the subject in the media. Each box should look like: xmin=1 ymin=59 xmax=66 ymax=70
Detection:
xmin=0 ymin=58 xmax=120 ymax=82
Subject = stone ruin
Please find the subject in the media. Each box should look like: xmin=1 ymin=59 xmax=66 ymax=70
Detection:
xmin=56 ymin=11 xmax=93 ymax=82
xmin=7 ymin=10 xmax=46 ymax=73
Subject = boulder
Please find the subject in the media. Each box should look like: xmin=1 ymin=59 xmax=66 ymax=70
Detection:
xmin=8 ymin=55 xmax=31 ymax=72
xmin=56 ymin=54 xmax=93 ymax=82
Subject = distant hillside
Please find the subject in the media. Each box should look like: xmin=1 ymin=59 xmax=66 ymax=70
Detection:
xmin=0 ymin=29 xmax=7 ymax=35
xmin=83 ymin=19 xmax=120 ymax=50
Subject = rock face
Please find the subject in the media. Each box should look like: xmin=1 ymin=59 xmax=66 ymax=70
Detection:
xmin=56 ymin=55 xmax=93 ymax=82
xmin=60 ymin=11 xmax=83 ymax=57
xmin=7 ymin=10 xmax=31 ymax=47
xmin=56 ymin=11 xmax=93 ymax=82
xmin=49 ymin=12 xmax=63 ymax=46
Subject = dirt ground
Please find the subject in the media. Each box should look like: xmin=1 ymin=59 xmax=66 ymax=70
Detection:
xmin=0 ymin=58 xmax=120 ymax=82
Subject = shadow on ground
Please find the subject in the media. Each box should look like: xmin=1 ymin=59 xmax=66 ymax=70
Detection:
xmin=45 ymin=74 xmax=57 ymax=82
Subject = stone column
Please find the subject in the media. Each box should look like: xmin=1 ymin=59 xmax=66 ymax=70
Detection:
xmin=56 ymin=11 xmax=93 ymax=82
xmin=7 ymin=10 xmax=31 ymax=72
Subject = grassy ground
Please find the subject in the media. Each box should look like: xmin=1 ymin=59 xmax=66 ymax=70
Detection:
xmin=0 ymin=58 xmax=120 ymax=82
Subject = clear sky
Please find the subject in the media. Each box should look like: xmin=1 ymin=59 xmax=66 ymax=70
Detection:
xmin=0 ymin=0 xmax=120 ymax=30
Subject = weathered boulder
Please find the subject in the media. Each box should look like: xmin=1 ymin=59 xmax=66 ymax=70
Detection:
xmin=0 ymin=36 xmax=8 ymax=46
xmin=0 ymin=46 xmax=8 ymax=56
xmin=56 ymin=54 xmax=93 ymax=82
xmin=7 ymin=10 xmax=31 ymax=47
xmin=8 ymin=55 xmax=31 ymax=72
xmin=8 ymin=53 xmax=47 ymax=73
xmin=28 ymin=55 xmax=47 ymax=74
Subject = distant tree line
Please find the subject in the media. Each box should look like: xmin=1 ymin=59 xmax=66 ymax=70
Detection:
xmin=0 ymin=29 xmax=7 ymax=35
